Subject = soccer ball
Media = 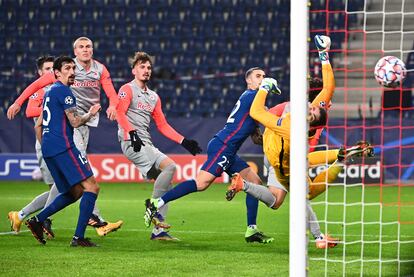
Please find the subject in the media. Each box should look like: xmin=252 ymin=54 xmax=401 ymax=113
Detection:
xmin=374 ymin=56 xmax=407 ymax=88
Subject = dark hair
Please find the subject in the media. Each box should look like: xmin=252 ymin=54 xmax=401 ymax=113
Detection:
xmin=130 ymin=51 xmax=153 ymax=68
xmin=310 ymin=107 xmax=327 ymax=128
xmin=36 ymin=55 xmax=55 ymax=71
xmin=53 ymin=56 xmax=75 ymax=72
xmin=309 ymin=77 xmax=323 ymax=102
xmin=245 ymin=67 xmax=264 ymax=80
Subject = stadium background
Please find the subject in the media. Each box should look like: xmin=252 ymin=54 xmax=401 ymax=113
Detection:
xmin=0 ymin=0 xmax=413 ymax=184
xmin=0 ymin=0 xmax=414 ymax=275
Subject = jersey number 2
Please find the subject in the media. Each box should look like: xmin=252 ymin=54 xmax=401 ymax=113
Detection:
xmin=226 ymin=100 xmax=241 ymax=123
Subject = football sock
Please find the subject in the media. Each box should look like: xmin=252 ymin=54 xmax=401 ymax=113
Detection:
xmin=160 ymin=179 xmax=198 ymax=205
xmin=308 ymin=160 xmax=342 ymax=200
xmin=37 ymin=192 xmax=76 ymax=222
xmin=307 ymin=200 xmax=322 ymax=239
xmin=92 ymin=205 xmax=103 ymax=221
xmin=20 ymin=191 xmax=49 ymax=219
xmin=153 ymin=164 xmax=175 ymax=218
xmin=75 ymin=191 xmax=97 ymax=238
xmin=246 ymin=194 xmax=259 ymax=226
xmin=308 ymin=149 xmax=339 ymax=166
xmin=243 ymin=180 xmax=276 ymax=208
xmin=44 ymin=184 xmax=59 ymax=207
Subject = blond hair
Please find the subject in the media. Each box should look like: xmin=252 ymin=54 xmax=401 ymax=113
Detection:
xmin=73 ymin=37 xmax=93 ymax=49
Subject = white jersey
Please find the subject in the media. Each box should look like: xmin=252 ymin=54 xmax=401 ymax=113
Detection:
xmin=71 ymin=58 xmax=106 ymax=127
xmin=117 ymin=81 xmax=159 ymax=144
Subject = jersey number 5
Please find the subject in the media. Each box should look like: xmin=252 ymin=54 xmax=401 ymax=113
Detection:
xmin=226 ymin=100 xmax=241 ymax=123
xmin=43 ymin=97 xmax=51 ymax=126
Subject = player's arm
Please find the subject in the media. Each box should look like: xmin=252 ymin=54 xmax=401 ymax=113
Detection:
xmin=309 ymin=128 xmax=323 ymax=152
xmin=100 ymin=65 xmax=119 ymax=121
xmin=152 ymin=97 xmax=202 ymax=155
xmin=65 ymin=105 xmax=101 ymax=128
xmin=311 ymin=35 xmax=335 ymax=108
xmin=249 ymin=79 xmax=290 ymax=138
xmin=34 ymin=111 xmax=43 ymax=143
xmin=25 ymin=90 xmax=44 ymax=118
xmin=250 ymin=126 xmax=263 ymax=145
xmin=7 ymin=73 xmax=55 ymax=120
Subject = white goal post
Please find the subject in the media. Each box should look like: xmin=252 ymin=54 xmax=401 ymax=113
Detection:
xmin=289 ymin=0 xmax=309 ymax=276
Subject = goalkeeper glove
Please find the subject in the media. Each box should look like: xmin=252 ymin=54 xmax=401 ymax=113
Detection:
xmin=181 ymin=138 xmax=202 ymax=156
xmin=129 ymin=130 xmax=145 ymax=152
xmin=314 ymin=35 xmax=331 ymax=62
xmin=259 ymin=78 xmax=281 ymax=95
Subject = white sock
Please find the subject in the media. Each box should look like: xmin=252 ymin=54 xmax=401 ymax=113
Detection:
xmin=18 ymin=211 xmax=25 ymax=221
xmin=157 ymin=198 xmax=165 ymax=209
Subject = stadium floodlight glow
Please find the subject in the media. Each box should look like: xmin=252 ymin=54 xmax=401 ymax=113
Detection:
xmin=289 ymin=0 xmax=309 ymax=276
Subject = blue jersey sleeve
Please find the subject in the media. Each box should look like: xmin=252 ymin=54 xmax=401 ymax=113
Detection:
xmin=57 ymin=86 xmax=77 ymax=111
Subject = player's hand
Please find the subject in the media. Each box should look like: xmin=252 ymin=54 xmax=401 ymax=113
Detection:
xmin=181 ymin=138 xmax=202 ymax=156
xmin=106 ymin=105 xmax=117 ymax=121
xmin=129 ymin=130 xmax=145 ymax=152
xmin=259 ymin=78 xmax=281 ymax=95
xmin=7 ymin=103 xmax=21 ymax=120
xmin=314 ymin=35 xmax=331 ymax=52
xmin=89 ymin=104 xmax=102 ymax=116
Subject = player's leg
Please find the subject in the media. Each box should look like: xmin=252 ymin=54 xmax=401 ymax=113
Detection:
xmin=71 ymin=176 xmax=100 ymax=247
xmin=307 ymin=200 xmax=339 ymax=249
xmin=308 ymin=149 xmax=339 ymax=166
xmin=150 ymin=156 xmax=178 ymax=240
xmin=26 ymin=155 xmax=78 ymax=244
xmin=74 ymin=126 xmax=122 ymax=236
xmin=229 ymin=157 xmax=274 ymax=244
xmin=8 ymin=191 xmax=49 ymax=233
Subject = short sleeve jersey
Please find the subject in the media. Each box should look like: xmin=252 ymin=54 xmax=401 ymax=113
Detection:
xmin=215 ymin=89 xmax=259 ymax=151
xmin=41 ymin=82 xmax=77 ymax=158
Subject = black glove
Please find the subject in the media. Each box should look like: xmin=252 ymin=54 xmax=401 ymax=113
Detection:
xmin=129 ymin=130 xmax=145 ymax=152
xmin=181 ymin=138 xmax=202 ymax=156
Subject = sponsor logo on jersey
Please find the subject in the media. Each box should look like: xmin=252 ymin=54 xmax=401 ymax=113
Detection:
xmin=72 ymin=80 xmax=100 ymax=88
xmin=137 ymin=102 xmax=153 ymax=112
xmin=64 ymin=96 xmax=74 ymax=105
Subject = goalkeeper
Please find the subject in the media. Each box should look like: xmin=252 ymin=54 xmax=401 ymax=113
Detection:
xmin=226 ymin=35 xmax=374 ymax=248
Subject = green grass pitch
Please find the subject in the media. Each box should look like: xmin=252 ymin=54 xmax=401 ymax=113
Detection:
xmin=0 ymin=182 xmax=413 ymax=276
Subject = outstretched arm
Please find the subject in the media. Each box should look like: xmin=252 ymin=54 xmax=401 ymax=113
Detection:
xmin=7 ymin=73 xmax=55 ymax=120
xmin=100 ymin=66 xmax=119 ymax=121
xmin=311 ymin=35 xmax=335 ymax=108
xmin=152 ymin=98 xmax=184 ymax=144
xmin=250 ymin=79 xmax=290 ymax=138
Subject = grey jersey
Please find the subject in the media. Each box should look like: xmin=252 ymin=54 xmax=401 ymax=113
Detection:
xmin=117 ymin=80 xmax=159 ymax=144
xmin=71 ymin=58 xmax=107 ymax=127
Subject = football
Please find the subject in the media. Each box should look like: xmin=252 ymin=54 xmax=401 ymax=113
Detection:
xmin=374 ymin=56 xmax=407 ymax=88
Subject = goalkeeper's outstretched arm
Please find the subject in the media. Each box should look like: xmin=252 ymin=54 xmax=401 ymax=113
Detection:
xmin=311 ymin=35 xmax=336 ymax=108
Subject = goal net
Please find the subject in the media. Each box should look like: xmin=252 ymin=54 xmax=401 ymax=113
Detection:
xmin=307 ymin=0 xmax=414 ymax=275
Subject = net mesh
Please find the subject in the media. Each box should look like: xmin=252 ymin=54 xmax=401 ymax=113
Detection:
xmin=308 ymin=0 xmax=414 ymax=275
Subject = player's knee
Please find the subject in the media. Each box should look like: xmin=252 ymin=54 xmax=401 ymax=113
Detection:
xmin=195 ymin=179 xmax=210 ymax=191
xmin=163 ymin=163 xmax=177 ymax=174
xmin=82 ymin=177 xmax=100 ymax=194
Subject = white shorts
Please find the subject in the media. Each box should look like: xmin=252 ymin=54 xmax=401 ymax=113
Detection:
xmin=73 ymin=125 xmax=90 ymax=156
xmin=264 ymin=156 xmax=288 ymax=192
xmin=120 ymin=140 xmax=168 ymax=179
xmin=35 ymin=140 xmax=54 ymax=185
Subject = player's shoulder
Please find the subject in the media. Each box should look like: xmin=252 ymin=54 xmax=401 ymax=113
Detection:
xmin=91 ymin=59 xmax=108 ymax=72
xmin=146 ymin=87 xmax=159 ymax=98
xmin=239 ymin=89 xmax=257 ymax=102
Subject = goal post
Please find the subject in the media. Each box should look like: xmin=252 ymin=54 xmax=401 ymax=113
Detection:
xmin=289 ymin=0 xmax=309 ymax=276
